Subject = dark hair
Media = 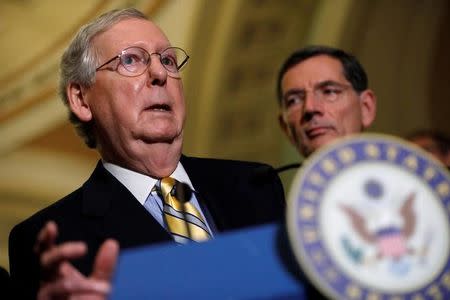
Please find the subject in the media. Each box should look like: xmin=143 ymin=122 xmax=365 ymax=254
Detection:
xmin=276 ymin=45 xmax=368 ymax=105
xmin=407 ymin=129 xmax=450 ymax=155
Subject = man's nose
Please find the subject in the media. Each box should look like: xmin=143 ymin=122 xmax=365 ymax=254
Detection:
xmin=302 ymin=91 xmax=323 ymax=121
xmin=147 ymin=55 xmax=167 ymax=86
xmin=303 ymin=91 xmax=323 ymax=112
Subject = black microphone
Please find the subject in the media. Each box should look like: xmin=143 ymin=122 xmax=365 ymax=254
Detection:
xmin=174 ymin=181 xmax=193 ymax=239
xmin=174 ymin=181 xmax=192 ymax=204
xmin=251 ymin=163 xmax=302 ymax=184
xmin=274 ymin=163 xmax=302 ymax=173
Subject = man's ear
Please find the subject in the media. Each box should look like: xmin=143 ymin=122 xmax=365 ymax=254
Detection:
xmin=67 ymin=82 xmax=92 ymax=122
xmin=278 ymin=112 xmax=296 ymax=146
xmin=359 ymin=89 xmax=377 ymax=129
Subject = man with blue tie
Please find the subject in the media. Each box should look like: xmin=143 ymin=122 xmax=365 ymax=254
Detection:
xmin=8 ymin=8 xmax=284 ymax=299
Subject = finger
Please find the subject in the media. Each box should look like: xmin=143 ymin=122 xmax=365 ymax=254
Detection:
xmin=34 ymin=221 xmax=58 ymax=254
xmin=91 ymin=239 xmax=119 ymax=281
xmin=59 ymin=261 xmax=84 ymax=279
xmin=37 ymin=278 xmax=111 ymax=300
xmin=40 ymin=261 xmax=82 ymax=290
xmin=71 ymin=292 xmax=108 ymax=300
xmin=40 ymin=242 xmax=87 ymax=282
xmin=41 ymin=242 xmax=87 ymax=269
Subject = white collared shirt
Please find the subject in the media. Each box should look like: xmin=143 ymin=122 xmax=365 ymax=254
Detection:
xmin=102 ymin=161 xmax=213 ymax=237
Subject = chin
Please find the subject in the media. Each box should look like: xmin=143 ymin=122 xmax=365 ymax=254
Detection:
xmin=305 ymin=135 xmax=338 ymax=155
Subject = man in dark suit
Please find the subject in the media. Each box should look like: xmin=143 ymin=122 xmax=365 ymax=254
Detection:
xmin=9 ymin=8 xmax=284 ymax=299
xmin=275 ymin=46 xmax=378 ymax=299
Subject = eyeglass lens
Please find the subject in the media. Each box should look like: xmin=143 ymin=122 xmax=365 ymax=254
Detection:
xmin=118 ymin=47 xmax=186 ymax=76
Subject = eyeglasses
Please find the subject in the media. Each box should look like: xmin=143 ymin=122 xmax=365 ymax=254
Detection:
xmin=95 ymin=46 xmax=189 ymax=78
xmin=282 ymin=82 xmax=353 ymax=111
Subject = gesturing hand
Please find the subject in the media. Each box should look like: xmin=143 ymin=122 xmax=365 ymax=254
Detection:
xmin=34 ymin=221 xmax=119 ymax=300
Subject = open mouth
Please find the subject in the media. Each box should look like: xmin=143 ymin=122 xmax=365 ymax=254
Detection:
xmin=149 ymin=103 xmax=171 ymax=112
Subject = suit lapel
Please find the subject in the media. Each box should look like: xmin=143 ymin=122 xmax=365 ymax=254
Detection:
xmin=180 ymin=156 xmax=235 ymax=232
xmin=81 ymin=162 xmax=172 ymax=248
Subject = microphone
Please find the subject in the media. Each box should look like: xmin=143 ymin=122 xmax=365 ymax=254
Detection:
xmin=274 ymin=163 xmax=302 ymax=173
xmin=251 ymin=163 xmax=302 ymax=184
xmin=174 ymin=181 xmax=192 ymax=204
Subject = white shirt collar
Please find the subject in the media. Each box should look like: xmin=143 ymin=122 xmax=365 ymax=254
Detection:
xmin=102 ymin=161 xmax=195 ymax=205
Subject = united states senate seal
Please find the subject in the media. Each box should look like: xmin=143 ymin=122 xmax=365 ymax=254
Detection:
xmin=286 ymin=134 xmax=450 ymax=299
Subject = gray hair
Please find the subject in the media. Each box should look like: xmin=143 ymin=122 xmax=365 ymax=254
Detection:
xmin=59 ymin=8 xmax=148 ymax=148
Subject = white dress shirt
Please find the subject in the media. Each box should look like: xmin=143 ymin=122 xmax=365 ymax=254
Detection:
xmin=102 ymin=161 xmax=213 ymax=237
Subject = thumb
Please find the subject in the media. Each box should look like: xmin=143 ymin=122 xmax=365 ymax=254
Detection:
xmin=91 ymin=239 xmax=120 ymax=281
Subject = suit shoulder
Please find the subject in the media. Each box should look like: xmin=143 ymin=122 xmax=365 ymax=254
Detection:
xmin=182 ymin=156 xmax=274 ymax=172
xmin=10 ymin=187 xmax=83 ymax=237
xmin=10 ymin=162 xmax=105 ymax=235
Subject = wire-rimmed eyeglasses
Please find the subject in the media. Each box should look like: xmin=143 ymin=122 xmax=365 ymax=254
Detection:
xmin=95 ymin=46 xmax=189 ymax=78
xmin=281 ymin=82 xmax=353 ymax=113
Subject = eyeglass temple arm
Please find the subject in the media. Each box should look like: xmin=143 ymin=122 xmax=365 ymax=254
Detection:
xmin=177 ymin=56 xmax=189 ymax=70
xmin=96 ymin=55 xmax=120 ymax=71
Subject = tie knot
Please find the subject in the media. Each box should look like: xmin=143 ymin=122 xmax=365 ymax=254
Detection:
xmin=158 ymin=177 xmax=210 ymax=242
xmin=159 ymin=177 xmax=176 ymax=197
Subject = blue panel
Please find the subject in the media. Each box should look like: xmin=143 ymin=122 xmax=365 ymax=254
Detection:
xmin=110 ymin=223 xmax=304 ymax=299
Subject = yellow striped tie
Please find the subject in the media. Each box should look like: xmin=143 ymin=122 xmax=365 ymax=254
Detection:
xmin=159 ymin=177 xmax=211 ymax=242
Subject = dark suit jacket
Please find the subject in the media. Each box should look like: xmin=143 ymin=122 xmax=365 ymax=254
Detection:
xmin=9 ymin=156 xmax=285 ymax=299
xmin=0 ymin=266 xmax=11 ymax=299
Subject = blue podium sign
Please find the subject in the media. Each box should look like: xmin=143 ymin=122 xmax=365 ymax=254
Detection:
xmin=110 ymin=223 xmax=305 ymax=299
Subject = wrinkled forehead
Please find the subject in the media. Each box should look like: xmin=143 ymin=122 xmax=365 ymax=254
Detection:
xmin=93 ymin=18 xmax=171 ymax=57
xmin=282 ymin=55 xmax=347 ymax=90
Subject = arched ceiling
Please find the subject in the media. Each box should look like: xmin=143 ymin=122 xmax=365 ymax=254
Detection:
xmin=1 ymin=0 xmax=449 ymax=270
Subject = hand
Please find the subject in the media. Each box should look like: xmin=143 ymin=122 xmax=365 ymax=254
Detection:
xmin=35 ymin=221 xmax=119 ymax=300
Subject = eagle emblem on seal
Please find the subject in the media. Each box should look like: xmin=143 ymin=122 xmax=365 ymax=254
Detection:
xmin=339 ymin=179 xmax=431 ymax=275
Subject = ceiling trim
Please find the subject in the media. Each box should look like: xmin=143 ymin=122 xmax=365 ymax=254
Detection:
xmin=0 ymin=0 xmax=166 ymax=88
xmin=0 ymin=84 xmax=56 ymax=122
xmin=0 ymin=0 xmax=111 ymax=88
